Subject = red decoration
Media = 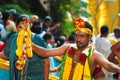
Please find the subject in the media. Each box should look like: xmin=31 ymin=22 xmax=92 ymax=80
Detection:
xmin=74 ymin=18 xmax=85 ymax=28
xmin=68 ymin=47 xmax=76 ymax=56
xmin=78 ymin=54 xmax=86 ymax=64
xmin=15 ymin=62 xmax=19 ymax=66
xmin=68 ymin=47 xmax=87 ymax=64
xmin=0 ymin=41 xmax=5 ymax=52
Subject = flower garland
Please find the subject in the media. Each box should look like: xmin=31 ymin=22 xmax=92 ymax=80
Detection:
xmin=15 ymin=18 xmax=32 ymax=70
xmin=60 ymin=45 xmax=93 ymax=80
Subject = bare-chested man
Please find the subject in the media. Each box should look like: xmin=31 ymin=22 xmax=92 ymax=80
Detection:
xmin=111 ymin=41 xmax=120 ymax=59
xmin=32 ymin=18 xmax=120 ymax=80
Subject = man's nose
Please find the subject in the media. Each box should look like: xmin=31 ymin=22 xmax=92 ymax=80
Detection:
xmin=76 ymin=36 xmax=81 ymax=41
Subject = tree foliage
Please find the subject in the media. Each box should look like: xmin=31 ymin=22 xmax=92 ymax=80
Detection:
xmin=0 ymin=0 xmax=89 ymax=36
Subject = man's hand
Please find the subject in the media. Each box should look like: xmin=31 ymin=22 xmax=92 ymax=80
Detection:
xmin=55 ymin=23 xmax=61 ymax=28
xmin=118 ymin=73 xmax=120 ymax=80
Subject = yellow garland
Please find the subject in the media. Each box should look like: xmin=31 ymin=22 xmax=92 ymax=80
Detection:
xmin=62 ymin=56 xmax=72 ymax=80
xmin=62 ymin=56 xmax=91 ymax=80
xmin=61 ymin=46 xmax=93 ymax=80
xmin=15 ymin=21 xmax=32 ymax=70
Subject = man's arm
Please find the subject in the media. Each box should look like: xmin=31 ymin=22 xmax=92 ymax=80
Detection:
xmin=32 ymin=43 xmax=69 ymax=57
xmin=43 ymin=58 xmax=50 ymax=80
xmin=94 ymin=51 xmax=120 ymax=73
xmin=49 ymin=23 xmax=61 ymax=32
xmin=108 ymin=52 xmax=119 ymax=64
xmin=111 ymin=41 xmax=120 ymax=59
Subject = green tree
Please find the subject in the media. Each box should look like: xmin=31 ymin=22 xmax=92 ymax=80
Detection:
xmin=0 ymin=0 xmax=90 ymax=36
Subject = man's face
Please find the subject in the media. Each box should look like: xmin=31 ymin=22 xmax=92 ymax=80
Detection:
xmin=45 ymin=21 xmax=52 ymax=27
xmin=75 ymin=30 xmax=90 ymax=49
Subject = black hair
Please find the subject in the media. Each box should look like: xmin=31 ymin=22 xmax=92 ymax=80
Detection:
xmin=2 ymin=11 xmax=9 ymax=21
xmin=100 ymin=25 xmax=109 ymax=34
xmin=114 ymin=27 xmax=120 ymax=33
xmin=16 ymin=14 xmax=28 ymax=26
xmin=44 ymin=16 xmax=52 ymax=22
xmin=2 ymin=11 xmax=9 ymax=27
xmin=68 ymin=35 xmax=75 ymax=43
xmin=43 ymin=33 xmax=52 ymax=42
xmin=84 ymin=22 xmax=93 ymax=32
xmin=31 ymin=24 xmax=41 ymax=34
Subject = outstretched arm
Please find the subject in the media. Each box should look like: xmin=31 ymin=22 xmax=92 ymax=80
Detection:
xmin=32 ymin=43 xmax=69 ymax=57
xmin=94 ymin=51 xmax=120 ymax=74
xmin=111 ymin=41 xmax=120 ymax=59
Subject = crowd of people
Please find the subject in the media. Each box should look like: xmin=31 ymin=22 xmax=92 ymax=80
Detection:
xmin=0 ymin=9 xmax=120 ymax=80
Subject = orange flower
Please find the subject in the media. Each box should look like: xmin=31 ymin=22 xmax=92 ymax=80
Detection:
xmin=22 ymin=18 xmax=29 ymax=23
xmin=74 ymin=18 xmax=85 ymax=28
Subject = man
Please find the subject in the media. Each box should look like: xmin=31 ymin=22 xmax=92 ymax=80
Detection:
xmin=0 ymin=15 xmax=49 ymax=80
xmin=95 ymin=25 xmax=111 ymax=58
xmin=2 ymin=10 xmax=17 ymax=38
xmin=40 ymin=16 xmax=61 ymax=33
xmin=111 ymin=41 xmax=120 ymax=59
xmin=95 ymin=25 xmax=112 ymax=78
xmin=108 ymin=41 xmax=120 ymax=79
xmin=32 ymin=18 xmax=120 ymax=80
xmin=108 ymin=27 xmax=120 ymax=45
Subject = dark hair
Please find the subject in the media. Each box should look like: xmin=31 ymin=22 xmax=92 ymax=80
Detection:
xmin=44 ymin=16 xmax=52 ymax=22
xmin=2 ymin=11 xmax=9 ymax=26
xmin=10 ymin=13 xmax=20 ymax=23
xmin=16 ymin=14 xmax=28 ymax=26
xmin=31 ymin=25 xmax=41 ymax=34
xmin=114 ymin=27 xmax=120 ymax=38
xmin=114 ymin=27 xmax=120 ymax=33
xmin=68 ymin=35 xmax=75 ymax=43
xmin=84 ymin=22 xmax=93 ymax=32
xmin=43 ymin=33 xmax=52 ymax=42
xmin=100 ymin=25 xmax=109 ymax=34
xmin=2 ymin=11 xmax=9 ymax=20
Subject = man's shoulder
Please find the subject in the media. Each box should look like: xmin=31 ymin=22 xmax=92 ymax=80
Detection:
xmin=32 ymin=33 xmax=43 ymax=40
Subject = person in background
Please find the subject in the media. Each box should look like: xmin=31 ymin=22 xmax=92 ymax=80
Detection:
xmin=2 ymin=10 xmax=17 ymax=38
xmin=0 ymin=12 xmax=8 ymax=42
xmin=0 ymin=15 xmax=49 ymax=80
xmin=40 ymin=16 xmax=61 ymax=33
xmin=95 ymin=25 xmax=112 ymax=78
xmin=108 ymin=40 xmax=120 ymax=79
xmin=30 ymin=15 xmax=39 ymax=27
xmin=110 ymin=41 xmax=120 ymax=59
xmin=108 ymin=27 xmax=120 ymax=45
xmin=95 ymin=25 xmax=111 ymax=58
xmin=32 ymin=18 xmax=120 ymax=80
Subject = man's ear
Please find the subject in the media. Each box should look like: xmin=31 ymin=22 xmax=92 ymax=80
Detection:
xmin=89 ymin=34 xmax=92 ymax=39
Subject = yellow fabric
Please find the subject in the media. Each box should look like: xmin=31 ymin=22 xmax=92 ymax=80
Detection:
xmin=75 ymin=28 xmax=92 ymax=35
xmin=108 ymin=37 xmax=117 ymax=45
xmin=61 ymin=56 xmax=91 ymax=80
xmin=74 ymin=18 xmax=92 ymax=35
xmin=49 ymin=75 xmax=59 ymax=80
xmin=73 ymin=59 xmax=91 ymax=80
xmin=0 ymin=58 xmax=9 ymax=70
xmin=54 ymin=56 xmax=62 ymax=62
xmin=62 ymin=56 xmax=72 ymax=80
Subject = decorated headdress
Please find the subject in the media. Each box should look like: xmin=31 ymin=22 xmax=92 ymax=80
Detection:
xmin=74 ymin=18 xmax=92 ymax=35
